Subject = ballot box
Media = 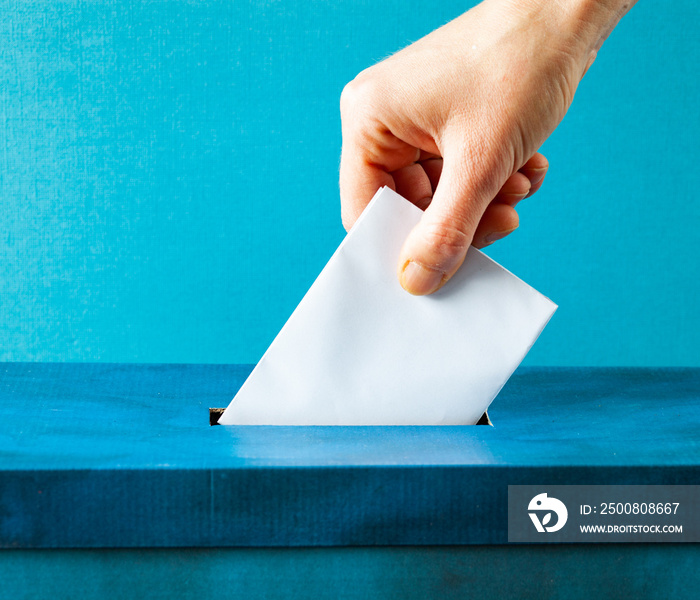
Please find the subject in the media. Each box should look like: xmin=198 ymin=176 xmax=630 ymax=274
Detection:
xmin=1 ymin=363 xmax=698 ymax=599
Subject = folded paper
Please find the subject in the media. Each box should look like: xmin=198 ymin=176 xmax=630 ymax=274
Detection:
xmin=219 ymin=187 xmax=557 ymax=425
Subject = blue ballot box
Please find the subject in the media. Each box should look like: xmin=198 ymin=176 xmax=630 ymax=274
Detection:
xmin=0 ymin=363 xmax=699 ymax=599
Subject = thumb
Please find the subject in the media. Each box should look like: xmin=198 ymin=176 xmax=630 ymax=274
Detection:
xmin=397 ymin=155 xmax=496 ymax=295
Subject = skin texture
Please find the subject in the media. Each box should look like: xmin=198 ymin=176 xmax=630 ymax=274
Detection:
xmin=339 ymin=0 xmax=636 ymax=295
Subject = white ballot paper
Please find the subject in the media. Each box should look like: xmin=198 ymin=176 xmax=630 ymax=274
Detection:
xmin=219 ymin=187 xmax=557 ymax=426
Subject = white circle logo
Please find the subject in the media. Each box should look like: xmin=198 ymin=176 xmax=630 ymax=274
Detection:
xmin=528 ymin=493 xmax=568 ymax=533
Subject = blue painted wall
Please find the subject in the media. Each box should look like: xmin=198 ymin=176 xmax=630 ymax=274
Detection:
xmin=0 ymin=0 xmax=697 ymax=365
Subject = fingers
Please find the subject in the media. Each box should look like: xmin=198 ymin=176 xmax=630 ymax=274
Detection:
xmin=417 ymin=153 xmax=548 ymax=208
xmin=493 ymin=153 xmax=548 ymax=205
xmin=395 ymin=150 xmax=549 ymax=295
xmin=493 ymin=171 xmax=531 ymax=206
xmin=397 ymin=154 xmax=495 ymax=295
xmin=519 ymin=153 xmax=548 ymax=197
xmin=339 ymin=159 xmax=395 ymax=231
xmin=391 ymin=163 xmax=433 ymax=211
xmin=419 ymin=157 xmax=443 ymax=195
xmin=475 ymin=152 xmax=548 ymax=244
xmin=342 ymin=134 xmax=550 ymax=296
xmin=472 ymin=203 xmax=520 ymax=248
xmin=339 ymin=79 xmax=427 ymax=231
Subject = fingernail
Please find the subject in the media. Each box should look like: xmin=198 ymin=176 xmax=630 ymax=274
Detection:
xmin=501 ymin=191 xmax=528 ymax=206
xmin=485 ymin=227 xmax=518 ymax=245
xmin=528 ymin=168 xmax=547 ymax=186
xmin=400 ymin=260 xmax=444 ymax=295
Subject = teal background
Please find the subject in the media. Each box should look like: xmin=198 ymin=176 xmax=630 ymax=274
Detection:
xmin=0 ymin=0 xmax=698 ymax=366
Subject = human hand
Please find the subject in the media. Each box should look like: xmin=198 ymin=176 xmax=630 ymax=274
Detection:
xmin=340 ymin=0 xmax=633 ymax=295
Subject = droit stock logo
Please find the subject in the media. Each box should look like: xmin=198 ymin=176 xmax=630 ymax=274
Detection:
xmin=528 ymin=493 xmax=568 ymax=533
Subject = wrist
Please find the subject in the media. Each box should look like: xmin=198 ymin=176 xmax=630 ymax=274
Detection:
xmin=510 ymin=0 xmax=636 ymax=57
xmin=562 ymin=0 xmax=635 ymax=49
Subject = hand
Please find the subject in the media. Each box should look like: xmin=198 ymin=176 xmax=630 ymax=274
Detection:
xmin=340 ymin=0 xmax=632 ymax=295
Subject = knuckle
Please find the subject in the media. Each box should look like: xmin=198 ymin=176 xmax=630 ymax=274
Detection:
xmin=339 ymin=80 xmax=358 ymax=112
xmin=340 ymin=70 xmax=381 ymax=115
xmin=420 ymin=221 xmax=472 ymax=261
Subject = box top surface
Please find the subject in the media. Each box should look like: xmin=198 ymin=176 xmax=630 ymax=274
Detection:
xmin=2 ymin=363 xmax=698 ymax=469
